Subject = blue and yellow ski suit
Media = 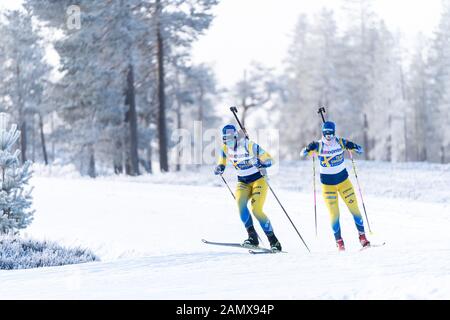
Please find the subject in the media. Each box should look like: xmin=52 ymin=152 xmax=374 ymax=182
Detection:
xmin=305 ymin=137 xmax=366 ymax=240
xmin=217 ymin=138 xmax=275 ymax=236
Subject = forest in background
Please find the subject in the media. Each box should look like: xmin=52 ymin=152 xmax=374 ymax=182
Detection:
xmin=0 ymin=0 xmax=449 ymax=178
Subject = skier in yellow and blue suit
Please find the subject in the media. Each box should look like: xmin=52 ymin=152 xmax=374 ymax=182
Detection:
xmin=214 ymin=124 xmax=282 ymax=251
xmin=301 ymin=121 xmax=370 ymax=251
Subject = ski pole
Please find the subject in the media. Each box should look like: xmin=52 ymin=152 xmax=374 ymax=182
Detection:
xmin=230 ymin=106 xmax=249 ymax=139
xmin=225 ymin=157 xmax=264 ymax=245
xmin=348 ymin=151 xmax=372 ymax=234
xmin=315 ymin=107 xmax=327 ymax=238
xmin=221 ymin=172 xmax=261 ymax=240
xmin=230 ymin=106 xmax=311 ymax=253
xmin=318 ymin=106 xmax=326 ymax=123
xmin=312 ymin=153 xmax=317 ymax=237
xmin=220 ymin=174 xmax=235 ymax=200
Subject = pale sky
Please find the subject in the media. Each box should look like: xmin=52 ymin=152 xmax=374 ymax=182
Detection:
xmin=0 ymin=1 xmax=22 ymax=10
xmin=192 ymin=0 xmax=443 ymax=88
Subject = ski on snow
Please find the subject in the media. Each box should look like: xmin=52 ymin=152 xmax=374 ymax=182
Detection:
xmin=202 ymin=239 xmax=285 ymax=254
xmin=248 ymin=248 xmax=285 ymax=255
xmin=360 ymin=242 xmax=386 ymax=251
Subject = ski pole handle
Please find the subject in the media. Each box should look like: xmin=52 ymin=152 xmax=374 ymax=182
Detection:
xmin=317 ymin=107 xmax=326 ymax=123
xmin=230 ymin=106 xmax=249 ymax=139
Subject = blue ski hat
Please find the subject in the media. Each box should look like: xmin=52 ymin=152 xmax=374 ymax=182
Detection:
xmin=322 ymin=121 xmax=336 ymax=136
xmin=222 ymin=124 xmax=237 ymax=135
xmin=222 ymin=124 xmax=237 ymax=144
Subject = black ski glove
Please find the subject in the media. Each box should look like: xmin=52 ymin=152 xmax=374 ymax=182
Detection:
xmin=214 ymin=164 xmax=225 ymax=175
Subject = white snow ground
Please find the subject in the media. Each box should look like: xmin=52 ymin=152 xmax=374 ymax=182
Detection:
xmin=0 ymin=161 xmax=449 ymax=299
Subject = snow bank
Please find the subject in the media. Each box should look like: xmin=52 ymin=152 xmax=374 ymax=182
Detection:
xmin=32 ymin=163 xmax=81 ymax=179
xmin=87 ymin=160 xmax=450 ymax=204
xmin=0 ymin=236 xmax=98 ymax=270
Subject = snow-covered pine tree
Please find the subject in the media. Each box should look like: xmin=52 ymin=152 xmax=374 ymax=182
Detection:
xmin=424 ymin=0 xmax=450 ymax=163
xmin=231 ymin=62 xmax=277 ymax=128
xmin=166 ymin=62 xmax=218 ymax=170
xmin=26 ymin=0 xmax=219 ymax=174
xmin=407 ymin=34 xmax=430 ymax=162
xmin=365 ymin=21 xmax=406 ymax=162
xmin=337 ymin=0 xmax=379 ymax=157
xmin=279 ymin=14 xmax=312 ymax=159
xmin=0 ymin=8 xmax=51 ymax=164
xmin=0 ymin=113 xmax=34 ymax=235
xmin=280 ymin=11 xmax=343 ymax=159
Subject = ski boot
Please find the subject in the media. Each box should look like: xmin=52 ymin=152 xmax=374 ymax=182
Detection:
xmin=242 ymin=226 xmax=259 ymax=248
xmin=268 ymin=233 xmax=282 ymax=252
xmin=359 ymin=233 xmax=371 ymax=248
xmin=336 ymin=238 xmax=345 ymax=251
